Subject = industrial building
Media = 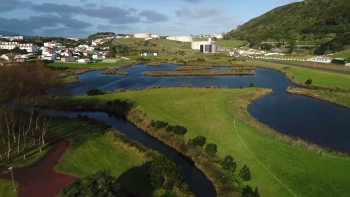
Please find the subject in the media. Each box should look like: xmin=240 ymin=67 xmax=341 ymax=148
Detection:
xmin=191 ymin=41 xmax=217 ymax=53
xmin=166 ymin=36 xmax=193 ymax=42
xmin=134 ymin=33 xmax=151 ymax=38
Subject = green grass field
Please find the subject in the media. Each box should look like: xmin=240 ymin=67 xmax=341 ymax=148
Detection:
xmin=63 ymin=76 xmax=79 ymax=84
xmin=65 ymin=88 xmax=350 ymax=197
xmin=0 ymin=180 xmax=18 ymax=197
xmin=330 ymin=50 xmax=350 ymax=59
xmin=114 ymin=38 xmax=144 ymax=44
xmin=248 ymin=60 xmax=350 ymax=88
xmin=48 ymin=62 xmax=122 ymax=69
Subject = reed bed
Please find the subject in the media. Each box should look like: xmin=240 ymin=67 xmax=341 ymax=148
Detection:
xmin=176 ymin=66 xmax=213 ymax=71
xmin=102 ymin=68 xmax=129 ymax=75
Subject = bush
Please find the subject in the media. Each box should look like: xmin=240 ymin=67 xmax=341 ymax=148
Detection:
xmin=242 ymin=185 xmax=259 ymax=197
xmin=187 ymin=85 xmax=193 ymax=88
xmin=151 ymin=120 xmax=169 ymax=129
xmin=197 ymin=58 xmax=205 ymax=62
xmin=115 ymin=88 xmax=126 ymax=93
xmin=165 ymin=125 xmax=187 ymax=135
xmin=205 ymin=143 xmax=217 ymax=157
xmin=239 ymin=165 xmax=252 ymax=181
xmin=331 ymin=59 xmax=346 ymax=65
xmin=205 ymin=85 xmax=211 ymax=89
xmin=106 ymin=101 xmax=113 ymax=106
xmin=222 ymin=155 xmax=237 ymax=173
xmin=149 ymin=156 xmax=183 ymax=190
xmin=86 ymin=89 xmax=103 ymax=96
xmin=240 ymin=86 xmax=243 ymax=89
xmin=249 ymin=83 xmax=255 ymax=87
xmin=61 ymin=170 xmax=120 ymax=197
xmin=161 ymin=191 xmax=175 ymax=197
xmin=188 ymin=136 xmax=206 ymax=148
xmin=305 ymin=79 xmax=312 ymax=85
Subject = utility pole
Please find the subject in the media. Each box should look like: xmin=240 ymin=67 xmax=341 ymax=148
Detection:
xmin=8 ymin=167 xmax=16 ymax=191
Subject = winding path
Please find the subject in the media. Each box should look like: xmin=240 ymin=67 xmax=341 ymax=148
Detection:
xmin=0 ymin=139 xmax=78 ymax=197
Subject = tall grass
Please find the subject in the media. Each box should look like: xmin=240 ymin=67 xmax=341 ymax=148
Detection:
xmin=143 ymin=70 xmax=255 ymax=76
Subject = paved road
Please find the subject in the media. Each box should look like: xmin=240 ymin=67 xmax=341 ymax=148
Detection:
xmin=250 ymin=58 xmax=350 ymax=75
xmin=0 ymin=139 xmax=78 ymax=197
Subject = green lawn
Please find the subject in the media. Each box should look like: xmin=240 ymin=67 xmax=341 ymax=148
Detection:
xmin=0 ymin=180 xmax=18 ymax=197
xmin=330 ymin=50 xmax=350 ymax=59
xmin=114 ymin=38 xmax=144 ymax=44
xmin=248 ymin=60 xmax=350 ymax=89
xmin=48 ymin=62 xmax=124 ymax=69
xmin=65 ymin=88 xmax=350 ymax=197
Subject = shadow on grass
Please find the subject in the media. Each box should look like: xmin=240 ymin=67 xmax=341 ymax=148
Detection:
xmin=117 ymin=162 xmax=155 ymax=197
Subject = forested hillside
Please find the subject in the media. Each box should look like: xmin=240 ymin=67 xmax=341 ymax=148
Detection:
xmin=228 ymin=0 xmax=350 ymax=45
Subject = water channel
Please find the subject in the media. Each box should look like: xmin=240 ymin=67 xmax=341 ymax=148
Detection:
xmin=53 ymin=63 xmax=350 ymax=196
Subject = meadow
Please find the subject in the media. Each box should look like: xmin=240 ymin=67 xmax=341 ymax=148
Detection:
xmin=330 ymin=50 xmax=350 ymax=59
xmin=60 ymin=88 xmax=350 ymax=197
xmin=48 ymin=62 xmax=122 ymax=69
xmin=247 ymin=60 xmax=350 ymax=89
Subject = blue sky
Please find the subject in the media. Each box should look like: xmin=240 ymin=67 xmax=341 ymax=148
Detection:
xmin=0 ymin=0 xmax=302 ymax=38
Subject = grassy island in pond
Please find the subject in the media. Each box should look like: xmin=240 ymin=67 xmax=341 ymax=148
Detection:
xmin=143 ymin=70 xmax=255 ymax=76
xmin=53 ymin=88 xmax=350 ymax=197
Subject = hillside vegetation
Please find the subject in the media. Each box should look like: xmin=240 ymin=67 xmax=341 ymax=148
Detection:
xmin=228 ymin=0 xmax=350 ymax=44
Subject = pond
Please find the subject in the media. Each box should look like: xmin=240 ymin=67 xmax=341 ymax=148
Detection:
xmin=65 ymin=63 xmax=350 ymax=153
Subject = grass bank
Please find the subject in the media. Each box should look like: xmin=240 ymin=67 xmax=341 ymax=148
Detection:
xmin=102 ymin=68 xmax=129 ymax=75
xmin=143 ymin=70 xmax=255 ymax=76
xmin=247 ymin=60 xmax=350 ymax=90
xmin=46 ymin=88 xmax=350 ymax=196
xmin=0 ymin=180 xmax=18 ymax=197
xmin=287 ymin=87 xmax=350 ymax=109
xmin=63 ymin=76 xmax=79 ymax=84
xmin=176 ymin=66 xmax=212 ymax=71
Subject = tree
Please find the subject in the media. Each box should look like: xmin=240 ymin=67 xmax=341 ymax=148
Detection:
xmin=239 ymin=165 xmax=252 ymax=181
xmin=188 ymin=136 xmax=206 ymax=148
xmin=222 ymin=155 xmax=237 ymax=173
xmin=86 ymin=89 xmax=103 ymax=96
xmin=149 ymin=156 xmax=183 ymax=190
xmin=288 ymin=35 xmax=297 ymax=54
xmin=305 ymin=79 xmax=312 ymax=85
xmin=61 ymin=170 xmax=120 ymax=197
xmin=249 ymin=83 xmax=255 ymax=87
xmin=242 ymin=185 xmax=259 ymax=197
xmin=205 ymin=143 xmax=217 ymax=157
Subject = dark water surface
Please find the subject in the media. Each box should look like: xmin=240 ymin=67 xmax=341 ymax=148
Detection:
xmin=65 ymin=63 xmax=350 ymax=153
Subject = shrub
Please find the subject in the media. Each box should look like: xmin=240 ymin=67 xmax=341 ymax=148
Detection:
xmin=86 ymin=89 xmax=103 ymax=96
xmin=187 ymin=85 xmax=193 ymax=88
xmin=149 ymin=156 xmax=183 ymax=190
xmin=211 ymin=86 xmax=217 ymax=89
xmin=205 ymin=85 xmax=211 ymax=89
xmin=205 ymin=143 xmax=217 ymax=157
xmin=157 ymin=86 xmax=161 ymax=88
xmin=242 ymin=185 xmax=259 ymax=197
xmin=305 ymin=79 xmax=312 ymax=85
xmin=240 ymin=86 xmax=243 ymax=89
xmin=61 ymin=170 xmax=120 ymax=196
xmin=239 ymin=165 xmax=251 ymax=181
xmin=180 ymin=85 xmax=185 ymax=88
xmin=188 ymin=136 xmax=206 ymax=148
xmin=113 ymin=99 xmax=128 ymax=107
xmin=137 ymin=88 xmax=142 ymax=91
xmin=151 ymin=120 xmax=169 ymax=129
xmin=331 ymin=59 xmax=346 ymax=65
xmin=249 ymin=83 xmax=255 ymax=87
xmin=222 ymin=155 xmax=237 ymax=173
xmin=165 ymin=125 xmax=187 ymax=135
xmin=197 ymin=58 xmax=205 ymax=62
xmin=161 ymin=191 xmax=175 ymax=197
xmin=106 ymin=101 xmax=113 ymax=106
xmin=221 ymin=86 xmax=227 ymax=89
xmin=115 ymin=88 xmax=126 ymax=93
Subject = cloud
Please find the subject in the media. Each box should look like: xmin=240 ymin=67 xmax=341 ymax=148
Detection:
xmin=84 ymin=3 xmax=97 ymax=8
xmin=0 ymin=15 xmax=91 ymax=35
xmin=0 ymin=0 xmax=32 ymax=11
xmin=183 ymin=0 xmax=202 ymax=3
xmin=175 ymin=6 xmax=224 ymax=19
xmin=41 ymin=28 xmax=89 ymax=38
xmin=139 ymin=10 xmax=169 ymax=23
xmin=97 ymin=24 xmax=135 ymax=31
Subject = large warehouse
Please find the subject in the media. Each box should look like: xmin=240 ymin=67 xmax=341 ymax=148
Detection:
xmin=191 ymin=41 xmax=217 ymax=53
xmin=166 ymin=36 xmax=193 ymax=42
xmin=134 ymin=33 xmax=151 ymax=38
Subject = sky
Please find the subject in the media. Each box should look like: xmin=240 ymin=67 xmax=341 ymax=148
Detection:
xmin=0 ymin=0 xmax=302 ymax=38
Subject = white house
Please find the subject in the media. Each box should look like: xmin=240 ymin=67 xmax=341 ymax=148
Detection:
xmin=44 ymin=42 xmax=62 ymax=47
xmin=307 ymin=56 xmax=332 ymax=64
xmin=77 ymin=58 xmax=91 ymax=63
xmin=0 ymin=53 xmax=15 ymax=61
xmin=0 ymin=42 xmax=38 ymax=52
xmin=61 ymin=56 xmax=76 ymax=62
xmin=92 ymin=54 xmax=105 ymax=59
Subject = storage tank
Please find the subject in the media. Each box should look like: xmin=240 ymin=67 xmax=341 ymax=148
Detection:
xmin=166 ymin=36 xmax=176 ymax=41
xmin=175 ymin=36 xmax=193 ymax=42
xmin=134 ymin=33 xmax=151 ymax=38
xmin=151 ymin=35 xmax=160 ymax=38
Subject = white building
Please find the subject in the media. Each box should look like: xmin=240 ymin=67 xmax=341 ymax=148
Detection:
xmin=307 ymin=56 xmax=332 ymax=64
xmin=134 ymin=33 xmax=151 ymax=38
xmin=44 ymin=42 xmax=62 ymax=47
xmin=77 ymin=58 xmax=91 ymax=63
xmin=67 ymin=38 xmax=79 ymax=41
xmin=92 ymin=54 xmax=105 ymax=59
xmin=191 ymin=41 xmax=217 ymax=53
xmin=0 ymin=53 xmax=15 ymax=61
xmin=0 ymin=42 xmax=38 ymax=52
xmin=1 ymin=36 xmax=23 ymax=41
xmin=61 ymin=56 xmax=76 ymax=62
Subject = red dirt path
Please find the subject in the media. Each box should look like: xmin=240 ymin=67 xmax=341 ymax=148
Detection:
xmin=0 ymin=139 xmax=78 ymax=197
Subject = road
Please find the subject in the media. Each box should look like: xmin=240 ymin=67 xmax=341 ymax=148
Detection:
xmin=250 ymin=58 xmax=350 ymax=75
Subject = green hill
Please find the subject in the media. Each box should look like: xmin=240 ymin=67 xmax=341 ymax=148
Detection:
xmin=228 ymin=0 xmax=350 ymax=44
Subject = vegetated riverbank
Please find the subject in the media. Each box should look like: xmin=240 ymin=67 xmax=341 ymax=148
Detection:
xmin=143 ymin=70 xmax=255 ymax=76
xmin=146 ymin=62 xmax=163 ymax=66
xmin=247 ymin=60 xmax=350 ymax=91
xmin=63 ymin=76 xmax=79 ymax=84
xmin=286 ymin=87 xmax=350 ymax=109
xmin=102 ymin=68 xmax=129 ymax=75
xmin=176 ymin=66 xmax=213 ymax=71
xmin=35 ymin=87 xmax=350 ymax=196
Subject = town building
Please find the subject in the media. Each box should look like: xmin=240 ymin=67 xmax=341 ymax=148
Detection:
xmin=191 ymin=41 xmax=217 ymax=53
xmin=0 ymin=42 xmax=38 ymax=52
xmin=0 ymin=36 xmax=24 ymax=41
xmin=61 ymin=56 xmax=76 ymax=62
xmin=307 ymin=56 xmax=332 ymax=64
xmin=77 ymin=58 xmax=91 ymax=63
xmin=0 ymin=53 xmax=15 ymax=61
xmin=44 ymin=42 xmax=62 ymax=47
